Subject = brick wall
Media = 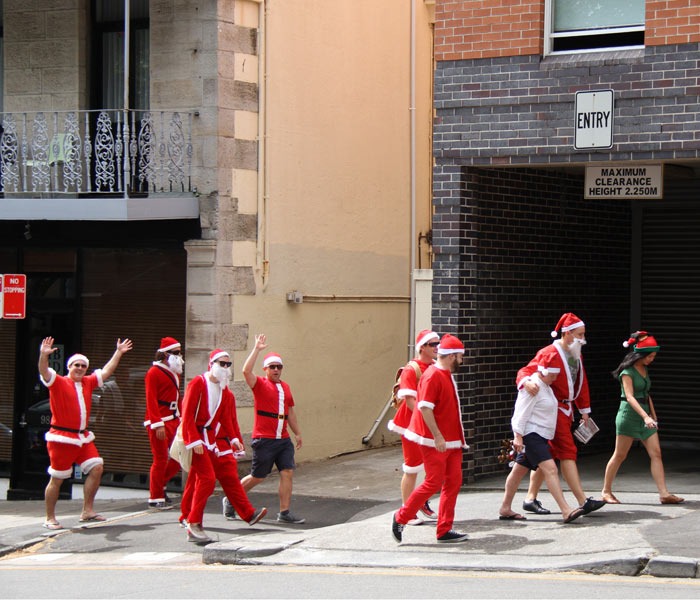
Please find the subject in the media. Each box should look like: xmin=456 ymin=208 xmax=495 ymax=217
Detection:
xmin=432 ymin=167 xmax=631 ymax=481
xmin=435 ymin=0 xmax=543 ymax=61
xmin=646 ymin=0 xmax=700 ymax=46
xmin=433 ymin=45 xmax=700 ymax=167
xmin=435 ymin=0 xmax=700 ymax=61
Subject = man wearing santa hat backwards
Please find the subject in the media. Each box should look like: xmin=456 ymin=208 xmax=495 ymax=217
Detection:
xmin=387 ymin=329 xmax=440 ymax=524
xmin=38 ymin=336 xmax=133 ymax=530
xmin=239 ymin=334 xmax=305 ymax=524
xmin=180 ymin=349 xmax=267 ymax=543
xmin=143 ymin=337 xmax=186 ymax=509
xmin=392 ymin=334 xmax=470 ymax=544
xmin=516 ymin=313 xmax=606 ymax=516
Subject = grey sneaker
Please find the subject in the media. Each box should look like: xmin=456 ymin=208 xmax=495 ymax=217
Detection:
xmin=222 ymin=496 xmax=236 ymax=520
xmin=247 ymin=507 xmax=267 ymax=526
xmin=276 ymin=511 xmax=305 ymax=524
xmin=186 ymin=523 xmax=212 ymax=544
xmin=148 ymin=501 xmax=173 ymax=511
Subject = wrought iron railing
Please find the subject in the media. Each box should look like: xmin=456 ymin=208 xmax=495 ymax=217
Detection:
xmin=0 ymin=109 xmax=194 ymax=196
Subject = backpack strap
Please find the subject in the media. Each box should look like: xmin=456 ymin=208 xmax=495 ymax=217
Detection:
xmin=407 ymin=360 xmax=422 ymax=384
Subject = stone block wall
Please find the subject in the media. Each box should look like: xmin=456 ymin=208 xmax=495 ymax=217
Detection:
xmin=431 ymin=167 xmax=631 ymax=480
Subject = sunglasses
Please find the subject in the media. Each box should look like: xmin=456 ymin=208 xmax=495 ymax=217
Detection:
xmin=426 ymin=342 xmax=440 ymax=348
xmin=267 ymin=364 xmax=283 ymax=370
xmin=167 ymin=350 xmax=181 ymax=355
xmin=71 ymin=363 xmax=88 ymax=369
xmin=218 ymin=361 xmax=232 ymax=368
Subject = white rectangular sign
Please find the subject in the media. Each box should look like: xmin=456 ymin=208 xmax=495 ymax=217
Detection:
xmin=585 ymin=165 xmax=663 ymax=199
xmin=575 ymin=90 xmax=613 ymax=150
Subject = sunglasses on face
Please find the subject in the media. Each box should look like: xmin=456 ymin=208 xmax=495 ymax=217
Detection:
xmin=426 ymin=342 xmax=439 ymax=347
xmin=267 ymin=364 xmax=283 ymax=370
xmin=218 ymin=361 xmax=232 ymax=368
xmin=167 ymin=350 xmax=181 ymax=355
xmin=72 ymin=364 xmax=87 ymax=369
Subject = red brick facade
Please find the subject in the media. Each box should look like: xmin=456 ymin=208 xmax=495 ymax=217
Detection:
xmin=646 ymin=0 xmax=700 ymax=46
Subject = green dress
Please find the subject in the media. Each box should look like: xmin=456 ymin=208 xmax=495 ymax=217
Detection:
xmin=615 ymin=366 xmax=656 ymax=440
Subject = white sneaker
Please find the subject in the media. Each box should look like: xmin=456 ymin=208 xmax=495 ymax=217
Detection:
xmin=407 ymin=517 xmax=423 ymax=526
xmin=187 ymin=523 xmax=212 ymax=543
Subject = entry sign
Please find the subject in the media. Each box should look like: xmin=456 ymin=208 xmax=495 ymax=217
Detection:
xmin=574 ymin=90 xmax=613 ymax=150
xmin=585 ymin=165 xmax=663 ymax=199
xmin=1 ymin=274 xmax=27 ymax=319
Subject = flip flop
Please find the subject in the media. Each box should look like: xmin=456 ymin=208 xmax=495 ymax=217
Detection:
xmin=79 ymin=514 xmax=107 ymax=523
xmin=660 ymin=494 xmax=684 ymax=505
xmin=563 ymin=507 xmax=585 ymax=523
xmin=42 ymin=521 xmax=63 ymax=530
xmin=499 ymin=513 xmax=527 ymax=520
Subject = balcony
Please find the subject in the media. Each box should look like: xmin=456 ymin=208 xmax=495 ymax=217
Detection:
xmin=0 ymin=109 xmax=200 ymax=221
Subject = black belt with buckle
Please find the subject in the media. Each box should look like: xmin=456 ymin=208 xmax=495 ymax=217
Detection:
xmin=257 ymin=410 xmax=287 ymax=420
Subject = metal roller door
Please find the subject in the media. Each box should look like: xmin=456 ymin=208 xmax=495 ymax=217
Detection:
xmin=636 ymin=180 xmax=700 ymax=447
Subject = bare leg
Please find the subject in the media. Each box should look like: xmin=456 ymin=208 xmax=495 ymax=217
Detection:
xmin=81 ymin=463 xmax=104 ymax=518
xmin=559 ymin=458 xmax=586 ymax=506
xmin=401 ymin=472 xmax=418 ymax=505
xmin=602 ymin=435 xmax=633 ymax=501
xmin=241 ymin=474 xmax=264 ymax=492
xmin=525 ymin=467 xmax=544 ymax=502
xmin=499 ymin=463 xmax=529 ymax=516
xmin=45 ymin=477 xmax=65 ymax=523
xmin=640 ymin=434 xmax=672 ymax=498
xmin=278 ymin=469 xmax=293 ymax=512
xmin=539 ymin=460 xmax=578 ymax=520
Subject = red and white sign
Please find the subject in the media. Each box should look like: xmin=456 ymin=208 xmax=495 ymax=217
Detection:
xmin=1 ymin=274 xmax=27 ymax=319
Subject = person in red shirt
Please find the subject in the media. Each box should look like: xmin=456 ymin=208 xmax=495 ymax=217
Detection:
xmin=144 ymin=336 xmax=184 ymax=509
xmin=38 ymin=336 xmax=132 ymax=530
xmin=516 ymin=313 xmax=605 ymax=516
xmin=240 ymin=334 xmax=304 ymax=524
xmin=387 ymin=329 xmax=439 ymax=523
xmin=392 ymin=334 xmax=470 ymax=544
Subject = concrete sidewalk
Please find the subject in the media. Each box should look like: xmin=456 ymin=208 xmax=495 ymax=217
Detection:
xmin=1 ymin=445 xmax=699 ymax=578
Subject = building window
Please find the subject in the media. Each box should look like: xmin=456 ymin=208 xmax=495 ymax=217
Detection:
xmin=545 ymin=0 xmax=645 ymax=55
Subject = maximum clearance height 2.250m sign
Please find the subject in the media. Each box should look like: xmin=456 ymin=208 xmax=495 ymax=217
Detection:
xmin=584 ymin=165 xmax=663 ymax=199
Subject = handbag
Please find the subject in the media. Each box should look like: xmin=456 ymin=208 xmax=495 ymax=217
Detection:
xmin=169 ymin=377 xmax=203 ymax=472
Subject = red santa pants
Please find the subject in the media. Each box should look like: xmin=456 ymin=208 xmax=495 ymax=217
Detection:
xmin=147 ymin=419 xmax=181 ymax=502
xmin=185 ymin=448 xmax=217 ymax=525
xmin=182 ymin=450 xmax=256 ymax=524
xmin=549 ymin=410 xmax=578 ymax=461
xmin=396 ymin=446 xmax=463 ymax=538
xmin=401 ymin=436 xmax=424 ymax=473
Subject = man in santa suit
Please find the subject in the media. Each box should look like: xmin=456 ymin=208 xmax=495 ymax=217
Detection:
xmin=180 ymin=349 xmax=266 ymax=543
xmin=38 ymin=335 xmax=133 ymax=530
xmin=392 ymin=334 xmax=470 ymax=544
xmin=239 ymin=334 xmax=304 ymax=524
xmin=144 ymin=336 xmax=184 ymax=509
xmin=516 ymin=313 xmax=606 ymax=516
xmin=387 ymin=329 xmax=440 ymax=524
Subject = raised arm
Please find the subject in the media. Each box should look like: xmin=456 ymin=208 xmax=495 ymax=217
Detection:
xmin=38 ymin=337 xmax=58 ymax=383
xmin=101 ymin=338 xmax=133 ymax=380
xmin=242 ymin=333 xmax=267 ymax=388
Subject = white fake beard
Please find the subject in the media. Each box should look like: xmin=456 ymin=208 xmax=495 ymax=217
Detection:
xmin=211 ymin=363 xmax=232 ymax=388
xmin=167 ymin=354 xmax=184 ymax=374
xmin=568 ymin=338 xmax=586 ymax=361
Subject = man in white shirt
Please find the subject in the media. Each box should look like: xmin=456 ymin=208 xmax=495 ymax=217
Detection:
xmin=498 ymin=352 xmax=585 ymax=523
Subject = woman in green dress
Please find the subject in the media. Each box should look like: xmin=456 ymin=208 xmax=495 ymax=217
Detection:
xmin=601 ymin=331 xmax=684 ymax=505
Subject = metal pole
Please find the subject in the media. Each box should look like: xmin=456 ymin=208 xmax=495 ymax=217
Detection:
xmin=123 ymin=0 xmax=130 ymax=199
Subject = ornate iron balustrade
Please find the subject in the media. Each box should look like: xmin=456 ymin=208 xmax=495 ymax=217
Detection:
xmin=0 ymin=110 xmax=194 ymax=196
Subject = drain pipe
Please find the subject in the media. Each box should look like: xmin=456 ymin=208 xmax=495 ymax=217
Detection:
xmin=255 ymin=0 xmax=269 ymax=289
xmin=408 ymin=0 xmax=417 ymax=360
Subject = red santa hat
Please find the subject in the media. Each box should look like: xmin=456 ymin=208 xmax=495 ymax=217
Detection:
xmin=415 ymin=329 xmax=439 ymax=351
xmin=551 ymin=312 xmax=585 ymax=338
xmin=67 ymin=353 xmax=89 ymax=369
xmin=437 ymin=334 xmax=465 ymax=355
xmin=623 ymin=331 xmax=660 ymax=353
xmin=263 ymin=353 xmax=284 ymax=368
xmin=158 ymin=337 xmax=181 ymax=352
xmin=209 ymin=349 xmax=229 ymax=367
xmin=536 ymin=349 xmax=561 ymax=376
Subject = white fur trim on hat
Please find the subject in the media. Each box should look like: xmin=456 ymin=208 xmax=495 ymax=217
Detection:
xmin=158 ymin=340 xmax=181 ymax=352
xmin=67 ymin=353 xmax=89 ymax=369
xmin=263 ymin=354 xmax=283 ymax=368
xmin=415 ymin=330 xmax=439 ymax=350
xmin=209 ymin=350 xmax=229 ymax=365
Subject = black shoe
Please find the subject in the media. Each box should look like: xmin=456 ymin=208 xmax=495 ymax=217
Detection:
xmin=164 ymin=492 xmax=173 ymax=505
xmin=437 ymin=530 xmax=469 ymax=543
xmin=391 ymin=513 xmax=405 ymax=543
xmin=581 ymin=497 xmax=606 ymax=514
xmin=522 ymin=499 xmax=551 ymax=515
xmin=148 ymin=501 xmax=173 ymax=511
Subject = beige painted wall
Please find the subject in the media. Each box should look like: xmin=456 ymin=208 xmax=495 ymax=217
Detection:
xmin=230 ymin=0 xmax=434 ymax=461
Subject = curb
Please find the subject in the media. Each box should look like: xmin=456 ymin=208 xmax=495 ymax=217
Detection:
xmin=202 ymin=542 xmax=293 ymax=565
xmin=644 ymin=555 xmax=699 ymax=579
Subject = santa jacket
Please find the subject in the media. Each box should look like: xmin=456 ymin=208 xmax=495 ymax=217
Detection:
xmin=388 ymin=358 xmax=432 ymax=434
xmin=213 ymin=393 xmax=244 ymax=457
xmin=144 ymin=362 xmax=181 ymax=429
xmin=181 ymin=373 xmax=238 ymax=451
xmin=41 ymin=368 xmax=104 ymax=446
xmin=403 ymin=364 xmax=468 ymax=450
xmin=515 ymin=340 xmax=591 ymax=419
